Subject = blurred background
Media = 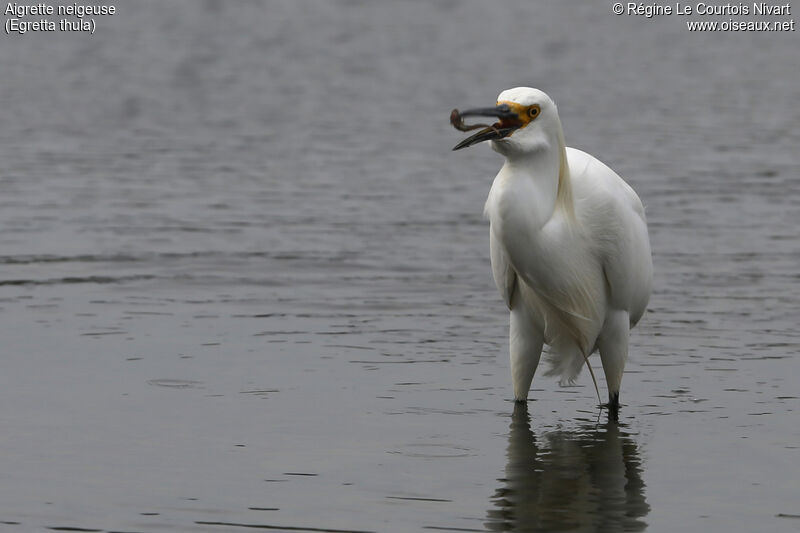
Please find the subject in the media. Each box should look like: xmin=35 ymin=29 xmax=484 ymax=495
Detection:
xmin=0 ymin=1 xmax=798 ymax=532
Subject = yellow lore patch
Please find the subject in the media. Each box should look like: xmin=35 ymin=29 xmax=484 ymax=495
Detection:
xmin=496 ymin=101 xmax=541 ymax=131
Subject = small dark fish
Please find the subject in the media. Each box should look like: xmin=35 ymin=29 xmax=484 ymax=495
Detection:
xmin=450 ymin=108 xmax=494 ymax=132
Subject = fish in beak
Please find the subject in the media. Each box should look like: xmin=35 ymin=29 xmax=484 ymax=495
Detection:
xmin=450 ymin=104 xmax=523 ymax=151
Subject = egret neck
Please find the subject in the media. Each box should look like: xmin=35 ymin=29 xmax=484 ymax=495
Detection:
xmin=487 ymin=149 xmax=561 ymax=235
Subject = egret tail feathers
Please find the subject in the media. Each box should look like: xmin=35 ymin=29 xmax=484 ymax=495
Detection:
xmin=543 ymin=346 xmax=586 ymax=385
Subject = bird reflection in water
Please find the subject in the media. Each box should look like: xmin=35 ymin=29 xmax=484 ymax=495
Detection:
xmin=486 ymin=403 xmax=649 ymax=532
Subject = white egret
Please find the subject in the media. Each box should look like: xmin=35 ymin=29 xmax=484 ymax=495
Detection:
xmin=452 ymin=87 xmax=652 ymax=415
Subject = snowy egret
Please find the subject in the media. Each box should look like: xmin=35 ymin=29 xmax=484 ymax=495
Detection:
xmin=452 ymin=87 xmax=652 ymax=415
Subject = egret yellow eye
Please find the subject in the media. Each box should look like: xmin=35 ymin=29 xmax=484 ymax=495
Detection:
xmin=528 ymin=105 xmax=540 ymax=119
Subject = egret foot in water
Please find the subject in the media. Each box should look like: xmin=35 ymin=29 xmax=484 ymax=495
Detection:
xmin=600 ymin=392 xmax=621 ymax=421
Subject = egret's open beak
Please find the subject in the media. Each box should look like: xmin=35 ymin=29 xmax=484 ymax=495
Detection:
xmin=451 ymin=104 xmax=522 ymax=151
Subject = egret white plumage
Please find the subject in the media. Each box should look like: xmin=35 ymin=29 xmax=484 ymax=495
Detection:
xmin=452 ymin=87 xmax=652 ymax=415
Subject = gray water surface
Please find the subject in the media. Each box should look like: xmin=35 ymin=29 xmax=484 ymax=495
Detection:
xmin=1 ymin=1 xmax=798 ymax=532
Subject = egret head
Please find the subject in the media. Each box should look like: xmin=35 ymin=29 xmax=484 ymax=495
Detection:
xmin=452 ymin=87 xmax=561 ymax=156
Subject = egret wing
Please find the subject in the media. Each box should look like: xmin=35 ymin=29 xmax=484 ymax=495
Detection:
xmin=489 ymin=229 xmax=517 ymax=310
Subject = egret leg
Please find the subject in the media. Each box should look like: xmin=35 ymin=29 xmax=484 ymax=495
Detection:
xmin=509 ymin=295 xmax=544 ymax=402
xmin=598 ymin=310 xmax=629 ymax=415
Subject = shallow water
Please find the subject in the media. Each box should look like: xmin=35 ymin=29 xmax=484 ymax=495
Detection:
xmin=0 ymin=1 xmax=798 ymax=532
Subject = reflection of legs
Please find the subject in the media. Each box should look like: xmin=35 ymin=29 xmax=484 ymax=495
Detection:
xmin=598 ymin=310 xmax=629 ymax=413
xmin=509 ymin=294 xmax=544 ymax=402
